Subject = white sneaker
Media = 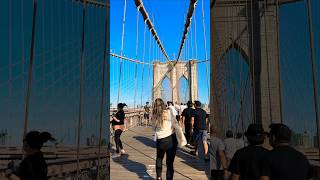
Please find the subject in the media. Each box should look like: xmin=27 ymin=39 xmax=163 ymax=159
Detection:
xmin=111 ymin=153 xmax=121 ymax=158
xmin=120 ymin=149 xmax=126 ymax=155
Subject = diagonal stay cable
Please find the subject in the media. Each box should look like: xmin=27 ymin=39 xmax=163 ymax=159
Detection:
xmin=152 ymin=0 xmax=199 ymax=94
xmin=133 ymin=0 xmax=171 ymax=64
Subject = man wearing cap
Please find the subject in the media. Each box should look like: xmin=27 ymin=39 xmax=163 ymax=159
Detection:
xmin=228 ymin=123 xmax=269 ymax=180
xmin=191 ymin=101 xmax=209 ymax=159
xmin=260 ymin=123 xmax=312 ymax=180
xmin=181 ymin=101 xmax=194 ymax=146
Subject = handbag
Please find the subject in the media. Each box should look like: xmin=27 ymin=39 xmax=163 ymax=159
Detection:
xmin=169 ymin=109 xmax=187 ymax=147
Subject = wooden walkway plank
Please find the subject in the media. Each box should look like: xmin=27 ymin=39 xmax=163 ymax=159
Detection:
xmin=110 ymin=126 xmax=210 ymax=180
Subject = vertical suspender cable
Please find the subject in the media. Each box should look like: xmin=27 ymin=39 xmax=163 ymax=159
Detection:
xmin=23 ymin=0 xmax=38 ymax=138
xmin=140 ymin=22 xmax=147 ymax=107
xmin=97 ymin=1 xmax=109 ymax=179
xmin=148 ymin=18 xmax=152 ymax=104
xmin=194 ymin=9 xmax=198 ymax=60
xmin=148 ymin=16 xmax=154 ymax=105
xmin=133 ymin=7 xmax=140 ymax=111
xmin=248 ymin=0 xmax=255 ymax=123
xmin=9 ymin=0 xmax=12 ymax=133
xmin=263 ymin=0 xmax=273 ymax=122
xmin=275 ymin=0 xmax=283 ymax=122
xmin=306 ymin=0 xmax=320 ymax=161
xmin=76 ymin=0 xmax=87 ymax=179
xmin=201 ymin=0 xmax=209 ymax=103
xmin=117 ymin=0 xmax=127 ymax=104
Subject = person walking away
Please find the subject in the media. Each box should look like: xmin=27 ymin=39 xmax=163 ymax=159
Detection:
xmin=144 ymin=102 xmax=151 ymax=125
xmin=228 ymin=123 xmax=269 ymax=180
xmin=181 ymin=101 xmax=194 ymax=147
xmin=152 ymin=98 xmax=178 ymax=180
xmin=209 ymin=125 xmax=228 ymax=180
xmin=180 ymin=103 xmax=187 ymax=116
xmin=168 ymin=101 xmax=180 ymax=123
xmin=6 ymin=131 xmax=55 ymax=180
xmin=260 ymin=123 xmax=312 ymax=180
xmin=191 ymin=101 xmax=209 ymax=160
xmin=111 ymin=103 xmax=127 ymax=158
xmin=235 ymin=132 xmax=246 ymax=149
xmin=223 ymin=130 xmax=238 ymax=167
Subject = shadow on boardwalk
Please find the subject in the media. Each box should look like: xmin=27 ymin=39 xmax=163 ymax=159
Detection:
xmin=133 ymin=134 xmax=210 ymax=179
xmin=112 ymin=154 xmax=155 ymax=180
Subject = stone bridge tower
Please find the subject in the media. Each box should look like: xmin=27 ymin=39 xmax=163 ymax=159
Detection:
xmin=153 ymin=61 xmax=198 ymax=104
xmin=210 ymin=0 xmax=300 ymax=129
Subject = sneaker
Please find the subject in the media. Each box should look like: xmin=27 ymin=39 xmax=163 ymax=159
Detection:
xmin=111 ymin=153 xmax=121 ymax=158
xmin=120 ymin=149 xmax=126 ymax=155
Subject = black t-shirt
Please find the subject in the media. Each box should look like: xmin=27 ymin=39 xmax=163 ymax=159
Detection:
xmin=229 ymin=145 xmax=269 ymax=180
xmin=112 ymin=110 xmax=125 ymax=126
xmin=261 ymin=145 xmax=311 ymax=180
xmin=181 ymin=107 xmax=194 ymax=124
xmin=15 ymin=152 xmax=48 ymax=180
xmin=192 ymin=108 xmax=208 ymax=132
xmin=144 ymin=105 xmax=150 ymax=113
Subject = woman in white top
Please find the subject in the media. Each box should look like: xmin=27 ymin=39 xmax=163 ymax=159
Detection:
xmin=152 ymin=98 xmax=178 ymax=180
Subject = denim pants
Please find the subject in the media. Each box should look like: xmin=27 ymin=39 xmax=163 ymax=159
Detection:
xmin=156 ymin=133 xmax=178 ymax=180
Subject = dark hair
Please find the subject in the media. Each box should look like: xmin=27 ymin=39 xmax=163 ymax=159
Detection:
xmin=117 ymin=103 xmax=127 ymax=109
xmin=226 ymin=130 xmax=233 ymax=138
xmin=246 ymin=135 xmax=265 ymax=145
xmin=24 ymin=131 xmax=55 ymax=149
xmin=269 ymin=123 xmax=291 ymax=143
xmin=236 ymin=132 xmax=243 ymax=139
xmin=194 ymin=101 xmax=201 ymax=107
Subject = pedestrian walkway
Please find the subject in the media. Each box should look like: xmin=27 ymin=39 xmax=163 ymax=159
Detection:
xmin=110 ymin=126 xmax=210 ymax=180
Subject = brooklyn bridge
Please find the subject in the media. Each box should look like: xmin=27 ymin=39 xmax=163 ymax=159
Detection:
xmin=0 ymin=0 xmax=319 ymax=179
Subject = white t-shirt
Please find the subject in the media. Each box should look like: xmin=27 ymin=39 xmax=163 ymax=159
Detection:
xmin=224 ymin=138 xmax=238 ymax=160
xmin=155 ymin=110 xmax=174 ymax=139
xmin=209 ymin=137 xmax=225 ymax=170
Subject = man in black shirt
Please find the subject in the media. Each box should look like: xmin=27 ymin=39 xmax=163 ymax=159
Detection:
xmin=191 ymin=101 xmax=209 ymax=159
xmin=228 ymin=123 xmax=269 ymax=180
xmin=260 ymin=123 xmax=312 ymax=180
xmin=181 ymin=101 xmax=194 ymax=145
xmin=144 ymin=102 xmax=150 ymax=125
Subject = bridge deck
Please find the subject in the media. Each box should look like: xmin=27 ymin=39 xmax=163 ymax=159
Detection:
xmin=110 ymin=126 xmax=210 ymax=180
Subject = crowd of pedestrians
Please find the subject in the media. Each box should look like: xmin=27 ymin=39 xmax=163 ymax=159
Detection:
xmin=209 ymin=123 xmax=315 ymax=180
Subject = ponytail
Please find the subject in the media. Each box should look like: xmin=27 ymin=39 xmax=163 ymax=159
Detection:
xmin=25 ymin=131 xmax=55 ymax=149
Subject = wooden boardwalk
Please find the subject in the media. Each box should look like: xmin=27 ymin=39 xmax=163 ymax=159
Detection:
xmin=110 ymin=126 xmax=210 ymax=180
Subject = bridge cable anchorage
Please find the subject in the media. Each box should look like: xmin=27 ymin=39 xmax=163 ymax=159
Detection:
xmin=117 ymin=0 xmax=127 ymax=104
xmin=97 ymin=1 xmax=109 ymax=179
xmin=133 ymin=0 xmax=171 ymax=65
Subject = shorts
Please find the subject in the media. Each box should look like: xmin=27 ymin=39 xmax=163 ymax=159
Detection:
xmin=144 ymin=113 xmax=149 ymax=119
xmin=194 ymin=130 xmax=208 ymax=142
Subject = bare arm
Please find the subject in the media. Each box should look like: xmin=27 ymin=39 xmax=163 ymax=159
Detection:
xmin=218 ymin=150 xmax=228 ymax=170
xmin=191 ymin=117 xmax=194 ymax=129
xmin=9 ymin=174 xmax=20 ymax=180
xmin=231 ymin=174 xmax=240 ymax=180
xmin=260 ymin=176 xmax=270 ymax=180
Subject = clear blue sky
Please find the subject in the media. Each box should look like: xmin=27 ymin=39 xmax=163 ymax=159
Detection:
xmin=110 ymin=0 xmax=211 ymax=107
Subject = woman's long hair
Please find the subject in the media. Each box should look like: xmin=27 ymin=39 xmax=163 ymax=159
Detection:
xmin=152 ymin=98 xmax=169 ymax=128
